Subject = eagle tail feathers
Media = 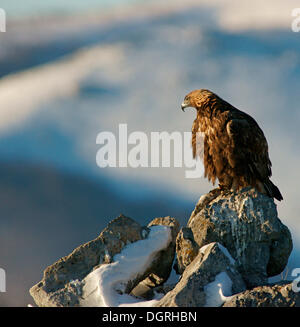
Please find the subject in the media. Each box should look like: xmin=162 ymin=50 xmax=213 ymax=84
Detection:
xmin=263 ymin=179 xmax=283 ymax=201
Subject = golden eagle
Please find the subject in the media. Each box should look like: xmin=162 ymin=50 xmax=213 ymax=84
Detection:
xmin=181 ymin=89 xmax=283 ymax=201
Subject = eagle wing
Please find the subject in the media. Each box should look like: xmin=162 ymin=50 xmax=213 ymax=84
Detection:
xmin=192 ymin=110 xmax=272 ymax=187
xmin=225 ymin=115 xmax=272 ymax=183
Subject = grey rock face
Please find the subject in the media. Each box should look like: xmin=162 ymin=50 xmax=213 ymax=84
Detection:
xmin=130 ymin=216 xmax=180 ymax=299
xmin=223 ymin=282 xmax=300 ymax=307
xmin=174 ymin=227 xmax=199 ymax=275
xmin=187 ymin=187 xmax=293 ymax=288
xmin=156 ymin=242 xmax=246 ymax=307
xmin=30 ymin=215 xmax=179 ymax=307
xmin=146 ymin=216 xmax=180 ymax=285
xmin=29 ymin=214 xmax=149 ymax=307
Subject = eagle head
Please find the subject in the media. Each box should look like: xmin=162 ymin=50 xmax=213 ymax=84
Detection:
xmin=181 ymin=89 xmax=215 ymax=111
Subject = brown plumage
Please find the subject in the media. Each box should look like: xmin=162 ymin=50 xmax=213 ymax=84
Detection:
xmin=181 ymin=89 xmax=283 ymax=201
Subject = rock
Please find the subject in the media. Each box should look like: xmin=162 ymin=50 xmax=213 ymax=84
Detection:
xmin=155 ymin=242 xmax=246 ymax=307
xmin=29 ymin=187 xmax=295 ymax=307
xmin=174 ymin=227 xmax=199 ymax=275
xmin=187 ymin=187 xmax=293 ymax=288
xmin=30 ymin=215 xmax=180 ymax=307
xmin=29 ymin=214 xmax=149 ymax=307
xmin=223 ymin=282 xmax=300 ymax=307
xmin=79 ymin=224 xmax=172 ymax=306
xmin=128 ymin=280 xmax=177 ymax=301
xmin=130 ymin=216 xmax=180 ymax=299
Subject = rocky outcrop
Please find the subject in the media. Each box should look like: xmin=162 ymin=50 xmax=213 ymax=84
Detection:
xmin=156 ymin=242 xmax=246 ymax=307
xmin=186 ymin=187 xmax=293 ymax=288
xmin=223 ymin=282 xmax=300 ymax=307
xmin=29 ymin=215 xmax=179 ymax=307
xmin=30 ymin=214 xmax=148 ymax=306
xmin=29 ymin=187 xmax=296 ymax=307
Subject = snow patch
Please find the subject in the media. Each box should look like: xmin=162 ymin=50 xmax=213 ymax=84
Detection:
xmin=80 ymin=225 xmax=171 ymax=307
xmin=204 ymin=272 xmax=234 ymax=307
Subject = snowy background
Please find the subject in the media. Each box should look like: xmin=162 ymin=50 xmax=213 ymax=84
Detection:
xmin=0 ymin=0 xmax=300 ymax=306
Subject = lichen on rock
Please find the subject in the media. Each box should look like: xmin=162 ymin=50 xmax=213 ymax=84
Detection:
xmin=186 ymin=187 xmax=293 ymax=288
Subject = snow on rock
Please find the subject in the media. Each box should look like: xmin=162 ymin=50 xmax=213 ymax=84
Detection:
xmin=156 ymin=242 xmax=246 ymax=307
xmin=29 ymin=215 xmax=179 ymax=307
xmin=217 ymin=244 xmax=235 ymax=266
xmin=80 ymin=225 xmax=172 ymax=307
xmin=204 ymin=272 xmax=233 ymax=307
xmin=200 ymin=244 xmax=235 ymax=266
xmin=29 ymin=214 xmax=148 ymax=307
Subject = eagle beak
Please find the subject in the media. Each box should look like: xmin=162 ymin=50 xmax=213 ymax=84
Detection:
xmin=181 ymin=102 xmax=188 ymax=112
